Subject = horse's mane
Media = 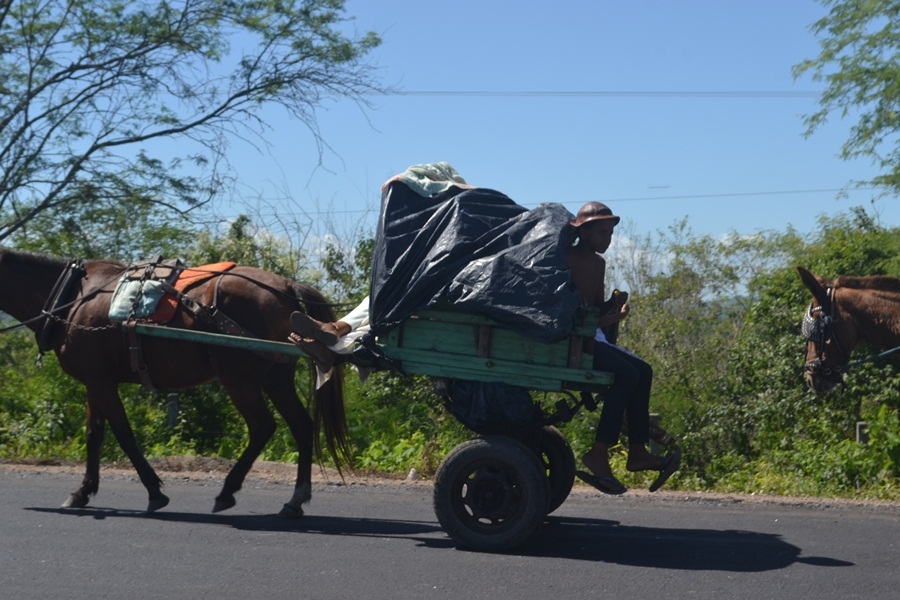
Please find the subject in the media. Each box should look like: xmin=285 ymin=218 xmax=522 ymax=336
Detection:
xmin=0 ymin=248 xmax=124 ymax=269
xmin=834 ymin=274 xmax=900 ymax=293
xmin=0 ymin=248 xmax=68 ymax=268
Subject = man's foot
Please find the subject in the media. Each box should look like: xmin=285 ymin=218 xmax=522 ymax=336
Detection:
xmin=581 ymin=449 xmax=614 ymax=479
xmin=288 ymin=333 xmax=335 ymax=370
xmin=290 ymin=312 xmax=340 ymax=346
xmin=579 ymin=448 xmax=626 ymax=494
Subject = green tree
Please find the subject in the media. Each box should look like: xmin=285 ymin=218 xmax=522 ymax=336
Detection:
xmin=793 ymin=0 xmax=900 ymax=194
xmin=10 ymin=192 xmax=197 ymax=260
xmin=0 ymin=0 xmax=382 ymax=243
xmin=693 ymin=208 xmax=900 ymax=496
xmin=320 ymin=236 xmax=373 ymax=305
xmin=188 ymin=214 xmax=315 ymax=281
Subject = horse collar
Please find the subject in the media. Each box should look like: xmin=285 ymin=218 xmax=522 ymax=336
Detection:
xmin=36 ymin=258 xmax=87 ymax=353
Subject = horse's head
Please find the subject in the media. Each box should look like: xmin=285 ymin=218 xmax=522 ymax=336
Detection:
xmin=797 ymin=267 xmax=858 ymax=393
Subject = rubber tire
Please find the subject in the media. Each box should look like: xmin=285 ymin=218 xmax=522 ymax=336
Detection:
xmin=433 ymin=436 xmax=550 ymax=552
xmin=535 ymin=425 xmax=576 ymax=514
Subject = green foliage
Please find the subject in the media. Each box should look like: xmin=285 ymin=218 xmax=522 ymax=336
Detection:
xmin=678 ymin=208 xmax=900 ymax=497
xmin=3 ymin=205 xmax=900 ymax=502
xmin=794 ymin=0 xmax=900 ymax=194
xmin=0 ymin=332 xmax=87 ymax=459
xmin=344 ymin=371 xmax=468 ymax=475
xmin=554 ymin=206 xmax=900 ymax=499
xmin=320 ymin=237 xmax=374 ymax=304
xmin=187 ymin=214 xmax=313 ymax=280
xmin=10 ymin=193 xmax=197 ymax=261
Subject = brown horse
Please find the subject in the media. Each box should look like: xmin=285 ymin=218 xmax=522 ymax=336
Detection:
xmin=0 ymin=248 xmax=348 ymax=516
xmin=798 ymin=266 xmax=900 ymax=393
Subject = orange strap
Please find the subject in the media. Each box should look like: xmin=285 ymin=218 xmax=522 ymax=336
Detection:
xmin=152 ymin=262 xmax=236 ymax=323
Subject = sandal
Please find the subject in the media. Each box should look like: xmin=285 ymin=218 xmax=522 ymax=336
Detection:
xmin=649 ymin=448 xmax=681 ymax=492
xmin=576 ymin=470 xmax=627 ymax=495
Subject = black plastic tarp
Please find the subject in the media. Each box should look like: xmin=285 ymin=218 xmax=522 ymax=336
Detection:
xmin=368 ymin=181 xmax=580 ymax=343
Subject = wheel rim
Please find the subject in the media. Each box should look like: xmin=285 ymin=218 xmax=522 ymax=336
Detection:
xmin=451 ymin=459 xmax=528 ymax=532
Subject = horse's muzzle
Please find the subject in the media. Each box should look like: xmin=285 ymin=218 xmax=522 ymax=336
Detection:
xmin=804 ymin=362 xmax=842 ymax=394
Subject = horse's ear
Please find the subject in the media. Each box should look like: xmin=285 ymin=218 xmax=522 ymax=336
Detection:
xmin=797 ymin=266 xmax=829 ymax=306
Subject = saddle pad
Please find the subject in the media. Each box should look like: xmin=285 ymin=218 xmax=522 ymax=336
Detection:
xmin=152 ymin=262 xmax=237 ymax=324
xmin=109 ymin=279 xmax=168 ymax=322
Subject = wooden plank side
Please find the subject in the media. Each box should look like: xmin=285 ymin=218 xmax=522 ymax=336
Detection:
xmin=414 ymin=308 xmax=600 ymax=337
xmin=488 ymin=327 xmax=570 ymax=366
xmin=378 ymin=309 xmax=612 ymax=390
xmin=394 ymin=320 xmax=478 ymax=355
xmin=381 ymin=346 xmax=614 ymax=391
xmin=393 ymin=317 xmax=571 ymax=367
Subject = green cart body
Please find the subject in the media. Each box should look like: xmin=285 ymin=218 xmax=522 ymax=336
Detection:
xmin=377 ymin=307 xmax=614 ymax=393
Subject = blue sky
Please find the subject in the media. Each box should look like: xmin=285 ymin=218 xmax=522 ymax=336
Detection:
xmin=223 ymin=0 xmax=898 ymax=246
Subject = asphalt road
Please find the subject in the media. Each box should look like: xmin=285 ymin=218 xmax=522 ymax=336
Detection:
xmin=1 ymin=465 xmax=898 ymax=600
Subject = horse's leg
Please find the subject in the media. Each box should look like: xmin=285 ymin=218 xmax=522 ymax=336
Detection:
xmin=62 ymin=401 xmax=105 ymax=509
xmin=263 ymin=363 xmax=314 ymax=519
xmin=89 ymin=383 xmax=169 ymax=512
xmin=212 ymin=379 xmax=277 ymax=513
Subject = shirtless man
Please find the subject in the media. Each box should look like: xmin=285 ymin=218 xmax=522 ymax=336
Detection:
xmin=567 ymin=201 xmax=680 ymax=494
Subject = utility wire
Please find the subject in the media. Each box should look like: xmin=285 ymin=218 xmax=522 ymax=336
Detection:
xmin=241 ymin=187 xmax=869 ymax=218
xmin=597 ymin=187 xmax=866 ymax=203
xmin=380 ymin=90 xmax=821 ymax=98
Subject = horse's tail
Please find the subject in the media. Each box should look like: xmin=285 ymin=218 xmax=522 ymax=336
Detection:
xmin=292 ymin=282 xmax=353 ymax=473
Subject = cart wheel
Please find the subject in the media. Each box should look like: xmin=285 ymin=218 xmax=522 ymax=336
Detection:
xmin=433 ymin=435 xmax=550 ymax=552
xmin=535 ymin=425 xmax=576 ymax=514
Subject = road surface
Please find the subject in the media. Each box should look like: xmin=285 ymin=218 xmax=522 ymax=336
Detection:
xmin=0 ymin=462 xmax=897 ymax=599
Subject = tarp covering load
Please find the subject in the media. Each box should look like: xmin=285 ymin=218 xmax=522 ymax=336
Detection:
xmin=369 ymin=179 xmax=580 ymax=343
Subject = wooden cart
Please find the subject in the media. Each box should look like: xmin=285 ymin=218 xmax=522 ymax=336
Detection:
xmin=135 ymin=307 xmax=619 ymax=552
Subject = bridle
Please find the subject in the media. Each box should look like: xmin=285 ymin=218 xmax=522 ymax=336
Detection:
xmin=801 ymin=285 xmax=848 ymax=381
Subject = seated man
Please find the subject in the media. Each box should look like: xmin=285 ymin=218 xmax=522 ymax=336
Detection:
xmin=567 ymin=201 xmax=680 ymax=494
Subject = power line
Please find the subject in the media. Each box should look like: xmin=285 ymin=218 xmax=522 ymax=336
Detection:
xmin=380 ymin=90 xmax=821 ymax=98
xmin=597 ymin=187 xmax=866 ymax=203
xmin=239 ymin=187 xmax=869 ymax=219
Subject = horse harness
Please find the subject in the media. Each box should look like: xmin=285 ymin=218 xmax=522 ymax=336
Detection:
xmin=801 ymin=284 xmax=845 ymax=378
xmin=37 ymin=258 xmax=87 ymax=353
xmin=38 ymin=257 xmax=301 ymax=391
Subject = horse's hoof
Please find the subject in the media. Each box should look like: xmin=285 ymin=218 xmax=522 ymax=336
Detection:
xmin=212 ymin=497 xmax=236 ymax=513
xmin=61 ymin=494 xmax=88 ymax=509
xmin=147 ymin=494 xmax=170 ymax=513
xmin=278 ymin=503 xmax=305 ymax=519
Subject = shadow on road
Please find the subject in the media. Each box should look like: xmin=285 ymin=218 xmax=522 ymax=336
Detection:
xmin=514 ymin=515 xmax=855 ymax=571
xmin=27 ymin=506 xmax=854 ymax=570
xmin=26 ymin=505 xmax=452 ymax=545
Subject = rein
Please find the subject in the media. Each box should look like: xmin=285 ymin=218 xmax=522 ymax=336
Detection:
xmin=0 ymin=260 xmax=116 ymax=335
xmin=841 ymin=344 xmax=900 ymax=372
xmin=0 ymin=317 xmax=40 ymax=334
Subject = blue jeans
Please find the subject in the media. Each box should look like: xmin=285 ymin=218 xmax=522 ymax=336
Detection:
xmin=591 ymin=343 xmax=652 ymax=445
